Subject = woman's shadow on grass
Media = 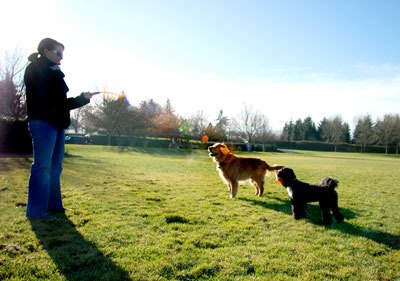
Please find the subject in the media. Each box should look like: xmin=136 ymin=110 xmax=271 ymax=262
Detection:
xmin=240 ymin=197 xmax=400 ymax=250
xmin=29 ymin=213 xmax=131 ymax=281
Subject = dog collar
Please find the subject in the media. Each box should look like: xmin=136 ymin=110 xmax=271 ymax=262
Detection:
xmin=217 ymin=153 xmax=234 ymax=168
xmin=286 ymin=178 xmax=298 ymax=187
xmin=221 ymin=154 xmax=234 ymax=164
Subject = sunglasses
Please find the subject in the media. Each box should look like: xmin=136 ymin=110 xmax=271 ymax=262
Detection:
xmin=50 ymin=49 xmax=63 ymax=58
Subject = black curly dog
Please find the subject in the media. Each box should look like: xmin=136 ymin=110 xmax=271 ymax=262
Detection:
xmin=276 ymin=167 xmax=344 ymax=225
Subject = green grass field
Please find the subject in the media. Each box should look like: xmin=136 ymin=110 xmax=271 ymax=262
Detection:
xmin=1 ymin=145 xmax=399 ymax=280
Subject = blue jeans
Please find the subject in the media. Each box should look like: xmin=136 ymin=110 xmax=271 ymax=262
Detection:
xmin=26 ymin=120 xmax=65 ymax=218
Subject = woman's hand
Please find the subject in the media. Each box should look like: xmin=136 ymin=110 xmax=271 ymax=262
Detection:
xmin=82 ymin=92 xmax=100 ymax=99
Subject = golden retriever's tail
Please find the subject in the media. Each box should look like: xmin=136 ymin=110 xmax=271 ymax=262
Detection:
xmin=263 ymin=163 xmax=285 ymax=177
xmin=265 ymin=164 xmax=285 ymax=171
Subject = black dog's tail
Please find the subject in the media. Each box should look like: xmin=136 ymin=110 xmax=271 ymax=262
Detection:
xmin=319 ymin=177 xmax=339 ymax=189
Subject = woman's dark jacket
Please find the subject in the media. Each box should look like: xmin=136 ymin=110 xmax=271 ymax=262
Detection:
xmin=24 ymin=57 xmax=89 ymax=129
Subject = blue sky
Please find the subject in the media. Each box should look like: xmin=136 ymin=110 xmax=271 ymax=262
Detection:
xmin=2 ymin=0 xmax=400 ymax=131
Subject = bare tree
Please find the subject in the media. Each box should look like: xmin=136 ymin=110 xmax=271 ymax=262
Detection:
xmin=69 ymin=107 xmax=85 ymax=133
xmin=189 ymin=110 xmax=208 ymax=140
xmin=374 ymin=114 xmax=398 ymax=154
xmin=230 ymin=104 xmax=271 ymax=150
xmin=83 ymin=96 xmax=136 ymax=145
xmin=0 ymin=49 xmax=26 ymax=119
xmin=393 ymin=114 xmax=400 ymax=154
xmin=254 ymin=115 xmax=275 ymax=151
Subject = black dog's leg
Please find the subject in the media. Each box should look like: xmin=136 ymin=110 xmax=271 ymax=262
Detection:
xmin=321 ymin=209 xmax=332 ymax=225
xmin=291 ymin=200 xmax=301 ymax=220
xmin=319 ymin=199 xmax=333 ymax=225
xmin=301 ymin=203 xmax=308 ymax=219
xmin=332 ymin=210 xmax=344 ymax=222
xmin=291 ymin=199 xmax=307 ymax=220
xmin=330 ymin=191 xmax=344 ymax=222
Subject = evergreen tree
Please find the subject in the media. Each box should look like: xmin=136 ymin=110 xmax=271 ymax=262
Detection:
xmin=293 ymin=119 xmax=304 ymax=141
xmin=303 ymin=116 xmax=319 ymax=141
xmin=281 ymin=120 xmax=295 ymax=141
xmin=353 ymin=114 xmax=374 ymax=152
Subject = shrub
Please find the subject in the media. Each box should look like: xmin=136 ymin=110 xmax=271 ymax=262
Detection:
xmin=0 ymin=119 xmax=32 ymax=154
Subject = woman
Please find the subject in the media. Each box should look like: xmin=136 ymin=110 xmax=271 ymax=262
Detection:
xmin=24 ymin=38 xmax=98 ymax=219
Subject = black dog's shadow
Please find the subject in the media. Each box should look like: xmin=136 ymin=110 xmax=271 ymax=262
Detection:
xmin=29 ymin=213 xmax=131 ymax=280
xmin=240 ymin=197 xmax=400 ymax=250
xmin=240 ymin=196 xmax=293 ymax=216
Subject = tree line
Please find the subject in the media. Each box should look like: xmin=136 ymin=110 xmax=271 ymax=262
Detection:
xmin=77 ymin=99 xmax=275 ymax=148
xmin=1 ymin=49 xmax=400 ymax=153
xmin=281 ymin=114 xmax=400 ymax=154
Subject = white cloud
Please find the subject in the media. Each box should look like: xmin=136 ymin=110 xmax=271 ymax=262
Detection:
xmin=108 ymin=67 xmax=400 ymax=132
xmin=64 ymin=52 xmax=400 ymax=132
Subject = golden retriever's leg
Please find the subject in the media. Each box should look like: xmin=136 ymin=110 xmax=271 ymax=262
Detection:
xmin=251 ymin=178 xmax=264 ymax=196
xmin=230 ymin=181 xmax=239 ymax=199
xmin=251 ymin=179 xmax=260 ymax=196
xmin=258 ymin=181 xmax=264 ymax=196
xmin=226 ymin=182 xmax=231 ymax=192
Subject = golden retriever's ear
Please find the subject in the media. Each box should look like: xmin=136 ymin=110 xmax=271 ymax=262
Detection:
xmin=220 ymin=145 xmax=230 ymax=155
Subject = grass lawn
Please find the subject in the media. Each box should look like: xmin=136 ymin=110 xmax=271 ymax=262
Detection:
xmin=0 ymin=145 xmax=399 ymax=280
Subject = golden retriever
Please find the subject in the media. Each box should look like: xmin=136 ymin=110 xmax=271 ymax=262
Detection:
xmin=208 ymin=143 xmax=284 ymax=198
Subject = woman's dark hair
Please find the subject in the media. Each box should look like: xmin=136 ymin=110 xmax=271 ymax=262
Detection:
xmin=28 ymin=38 xmax=65 ymax=62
